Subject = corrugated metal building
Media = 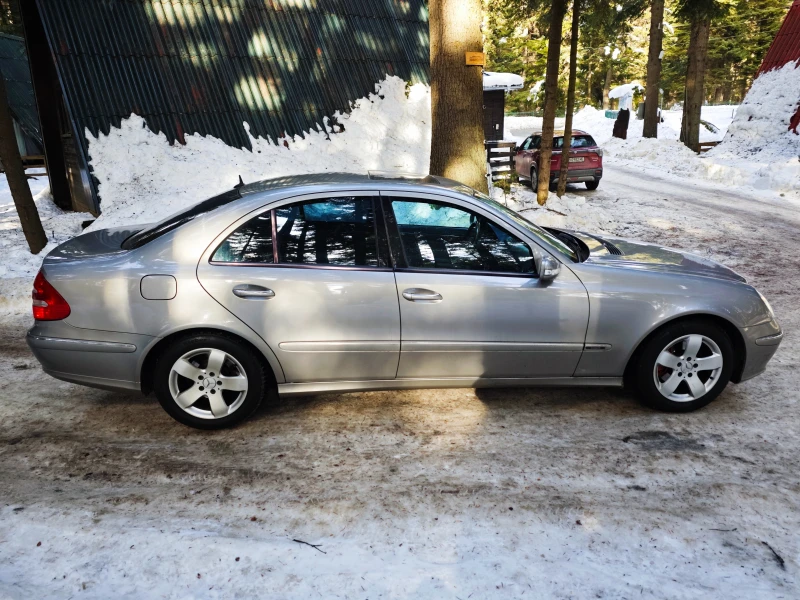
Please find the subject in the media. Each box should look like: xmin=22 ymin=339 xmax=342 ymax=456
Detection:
xmin=0 ymin=33 xmax=43 ymax=159
xmin=21 ymin=0 xmax=430 ymax=215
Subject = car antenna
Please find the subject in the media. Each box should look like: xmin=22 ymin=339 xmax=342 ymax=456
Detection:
xmin=234 ymin=175 xmax=245 ymax=189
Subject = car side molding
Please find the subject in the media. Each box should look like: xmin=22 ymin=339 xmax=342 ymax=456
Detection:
xmin=278 ymin=376 xmax=624 ymax=396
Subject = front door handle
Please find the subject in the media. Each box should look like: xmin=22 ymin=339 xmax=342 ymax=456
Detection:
xmin=402 ymin=288 xmax=442 ymax=303
xmin=233 ymin=285 xmax=275 ymax=299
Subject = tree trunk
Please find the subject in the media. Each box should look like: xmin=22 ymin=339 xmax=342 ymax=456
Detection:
xmin=602 ymin=61 xmax=612 ymax=110
xmin=557 ymin=0 xmax=581 ymax=197
xmin=536 ymin=0 xmax=567 ymax=205
xmin=429 ymin=0 xmax=487 ymax=193
xmin=0 ymin=75 xmax=46 ymax=254
xmin=643 ymin=0 xmax=665 ymax=138
xmin=680 ymin=17 xmax=711 ymax=152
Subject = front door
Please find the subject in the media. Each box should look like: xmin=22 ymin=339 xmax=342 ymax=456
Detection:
xmin=197 ymin=193 xmax=400 ymax=383
xmin=383 ymin=193 xmax=589 ymax=380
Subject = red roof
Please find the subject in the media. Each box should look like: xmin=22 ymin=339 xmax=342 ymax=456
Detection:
xmin=757 ymin=0 xmax=800 ymax=75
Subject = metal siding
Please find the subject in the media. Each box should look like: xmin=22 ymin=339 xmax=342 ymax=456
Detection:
xmin=0 ymin=33 xmax=42 ymax=148
xmin=758 ymin=0 xmax=800 ymax=75
xmin=34 ymin=0 xmax=429 ymax=207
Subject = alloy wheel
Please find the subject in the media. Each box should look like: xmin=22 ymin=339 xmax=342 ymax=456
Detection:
xmin=168 ymin=348 xmax=249 ymax=419
xmin=653 ymin=334 xmax=724 ymax=402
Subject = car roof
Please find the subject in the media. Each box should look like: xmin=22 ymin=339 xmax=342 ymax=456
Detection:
xmin=527 ymin=129 xmax=590 ymax=137
xmin=240 ymin=171 xmax=470 ymax=197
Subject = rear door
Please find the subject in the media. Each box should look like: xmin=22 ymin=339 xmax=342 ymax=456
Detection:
xmin=383 ymin=193 xmax=590 ymax=380
xmin=197 ymin=193 xmax=400 ymax=383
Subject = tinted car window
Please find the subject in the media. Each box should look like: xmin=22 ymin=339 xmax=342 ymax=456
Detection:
xmin=554 ymin=135 xmax=597 ymax=149
xmin=212 ymin=211 xmax=273 ymax=263
xmin=122 ymin=189 xmax=241 ymax=250
xmin=390 ymin=199 xmax=534 ymax=274
xmin=275 ymin=197 xmax=379 ymax=267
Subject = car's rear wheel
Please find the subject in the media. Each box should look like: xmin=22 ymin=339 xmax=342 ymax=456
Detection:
xmin=585 ymin=179 xmax=600 ymax=190
xmin=154 ymin=333 xmax=268 ymax=429
xmin=635 ymin=319 xmax=734 ymax=412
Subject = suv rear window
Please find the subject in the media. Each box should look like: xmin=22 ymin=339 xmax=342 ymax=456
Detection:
xmin=554 ymin=135 xmax=597 ymax=149
xmin=121 ymin=189 xmax=242 ymax=250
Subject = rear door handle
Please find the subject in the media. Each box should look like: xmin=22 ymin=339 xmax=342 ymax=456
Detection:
xmin=233 ymin=285 xmax=275 ymax=299
xmin=402 ymin=288 xmax=442 ymax=302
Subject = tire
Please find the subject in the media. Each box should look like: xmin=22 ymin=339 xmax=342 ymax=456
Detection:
xmin=530 ymin=167 xmax=539 ymax=189
xmin=635 ymin=319 xmax=734 ymax=413
xmin=585 ymin=179 xmax=600 ymax=191
xmin=153 ymin=333 xmax=270 ymax=429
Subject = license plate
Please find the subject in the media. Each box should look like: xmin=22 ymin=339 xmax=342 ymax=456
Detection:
xmin=569 ymin=157 xmax=585 ymax=163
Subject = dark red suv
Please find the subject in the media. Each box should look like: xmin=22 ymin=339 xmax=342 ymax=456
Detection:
xmin=515 ymin=130 xmax=603 ymax=191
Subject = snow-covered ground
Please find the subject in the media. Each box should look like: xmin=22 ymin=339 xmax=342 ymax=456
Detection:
xmin=1 ymin=164 xmax=798 ymax=599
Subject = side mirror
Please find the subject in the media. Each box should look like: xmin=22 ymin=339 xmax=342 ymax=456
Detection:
xmin=539 ymin=255 xmax=561 ymax=282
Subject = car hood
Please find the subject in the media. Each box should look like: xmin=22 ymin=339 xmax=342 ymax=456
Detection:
xmin=564 ymin=230 xmax=747 ymax=283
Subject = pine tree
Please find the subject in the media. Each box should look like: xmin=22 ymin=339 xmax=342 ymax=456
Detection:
xmin=643 ymin=0 xmax=666 ymax=138
xmin=675 ymin=0 xmax=734 ymax=152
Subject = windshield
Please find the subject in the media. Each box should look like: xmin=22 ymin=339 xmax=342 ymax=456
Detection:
xmin=121 ymin=189 xmax=242 ymax=250
xmin=467 ymin=188 xmax=579 ymax=262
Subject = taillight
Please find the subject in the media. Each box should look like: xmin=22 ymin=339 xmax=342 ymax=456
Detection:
xmin=32 ymin=271 xmax=71 ymax=321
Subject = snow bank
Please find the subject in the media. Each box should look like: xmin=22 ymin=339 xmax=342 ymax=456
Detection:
xmin=86 ymin=76 xmax=431 ymax=232
xmin=704 ymin=61 xmax=800 ymax=194
xmin=493 ymin=183 xmax=615 ymax=234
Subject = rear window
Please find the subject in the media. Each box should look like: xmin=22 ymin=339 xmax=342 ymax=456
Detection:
xmin=554 ymin=135 xmax=597 ymax=149
xmin=121 ymin=189 xmax=242 ymax=250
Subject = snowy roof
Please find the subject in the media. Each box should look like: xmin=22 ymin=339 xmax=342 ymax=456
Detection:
xmin=483 ymin=72 xmax=524 ymax=91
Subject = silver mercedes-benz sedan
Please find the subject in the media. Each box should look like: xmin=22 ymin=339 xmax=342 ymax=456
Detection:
xmin=27 ymin=173 xmax=782 ymax=429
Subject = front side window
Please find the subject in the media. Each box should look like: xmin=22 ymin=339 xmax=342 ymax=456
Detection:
xmin=390 ymin=199 xmax=534 ymax=275
xmin=275 ymin=197 xmax=379 ymax=267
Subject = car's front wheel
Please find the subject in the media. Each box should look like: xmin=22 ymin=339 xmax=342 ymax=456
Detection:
xmin=154 ymin=333 xmax=269 ymax=429
xmin=635 ymin=319 xmax=734 ymax=412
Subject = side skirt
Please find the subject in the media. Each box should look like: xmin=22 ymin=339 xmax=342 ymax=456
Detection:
xmin=278 ymin=377 xmax=623 ymax=396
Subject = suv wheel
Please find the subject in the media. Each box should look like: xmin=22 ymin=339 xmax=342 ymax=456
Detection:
xmin=586 ymin=179 xmax=600 ymax=190
xmin=530 ymin=167 xmax=539 ymax=189
xmin=635 ymin=319 xmax=734 ymax=412
xmin=154 ymin=333 xmax=269 ymax=429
